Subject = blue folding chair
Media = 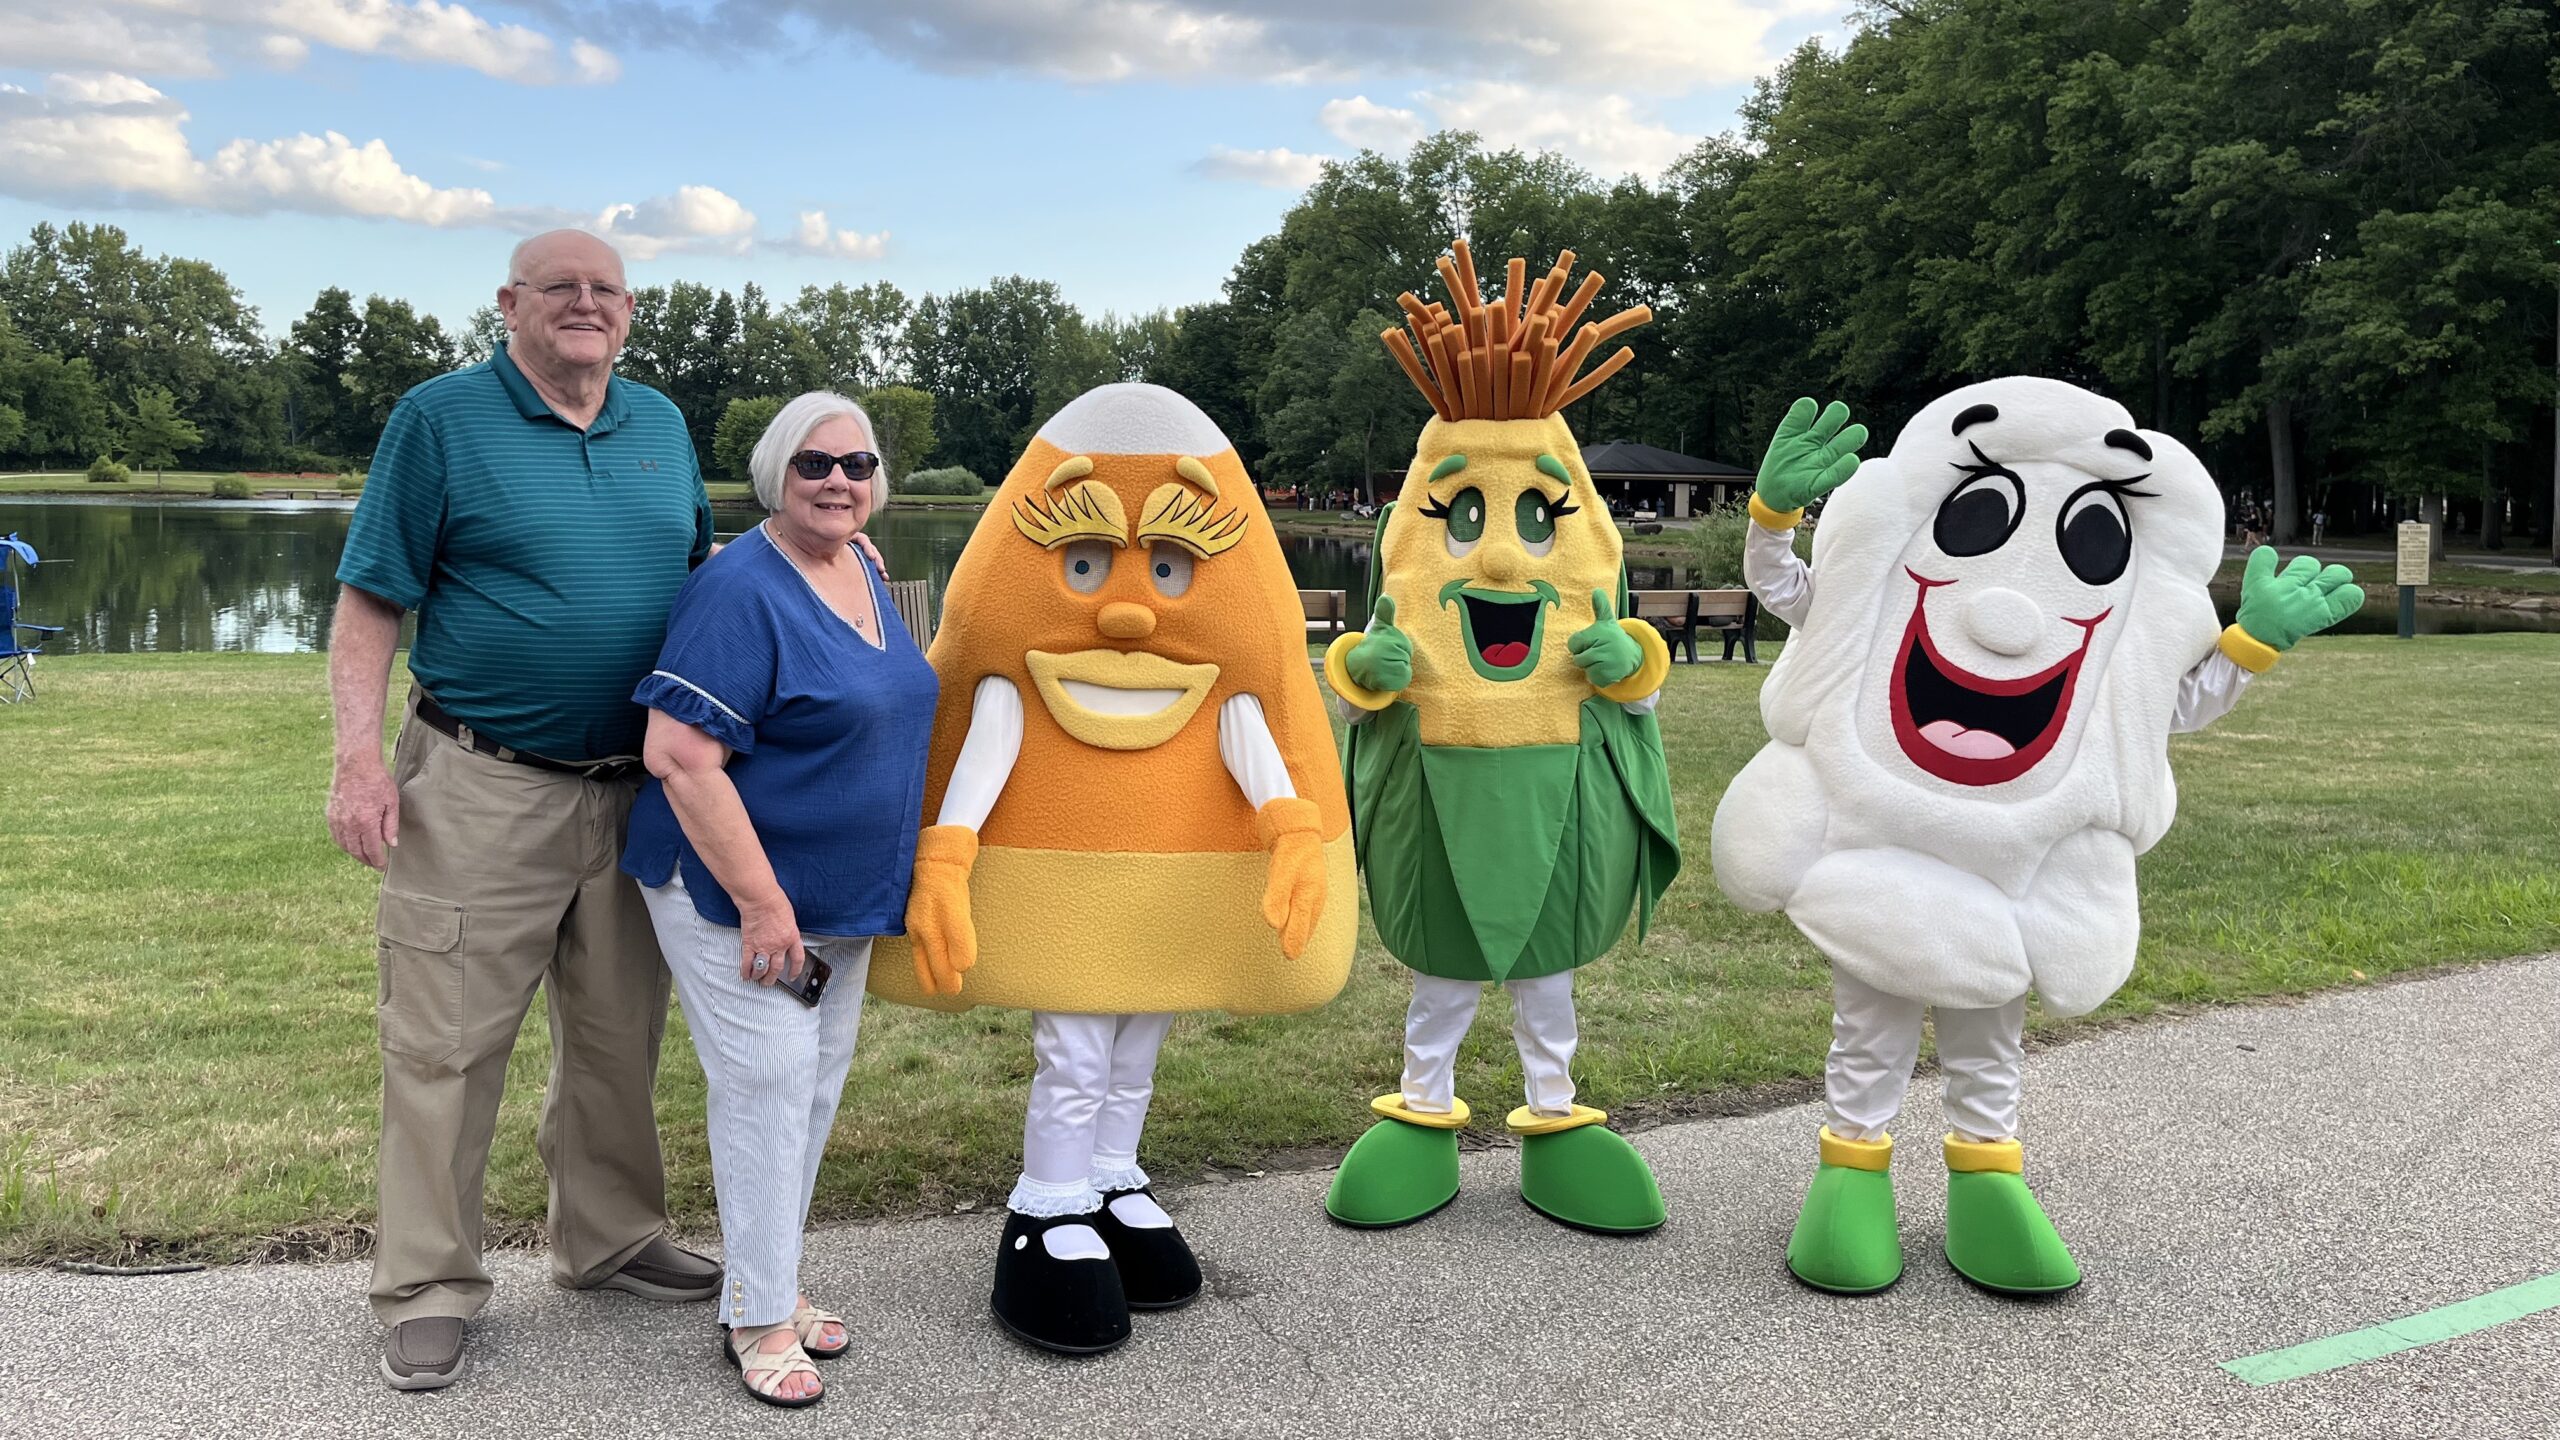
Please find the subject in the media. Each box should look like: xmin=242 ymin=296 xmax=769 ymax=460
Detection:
xmin=2 ymin=533 xmax=64 ymax=704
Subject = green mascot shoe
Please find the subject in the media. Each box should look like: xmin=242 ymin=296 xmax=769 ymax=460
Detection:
xmin=1325 ymin=1095 xmax=1468 ymax=1228
xmin=1511 ymin=1106 xmax=1665 ymax=1235
xmin=1785 ymin=1127 xmax=1902 ymax=1295
xmin=1942 ymin=1135 xmax=2081 ymax=1296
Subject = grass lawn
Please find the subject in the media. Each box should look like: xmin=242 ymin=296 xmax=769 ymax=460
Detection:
xmin=0 ymin=471 xmax=350 ymax=498
xmin=4 ymin=637 xmax=2557 ymax=1264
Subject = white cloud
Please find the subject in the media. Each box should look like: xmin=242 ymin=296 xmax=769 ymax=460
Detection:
xmin=0 ymin=73 xmax=501 ymax=224
xmin=0 ymin=0 xmax=621 ymax=87
xmin=0 ymin=73 xmax=882 ymax=263
xmin=258 ymin=34 xmax=313 ymax=68
xmin=1192 ymin=145 xmax=1331 ymax=190
xmin=0 ymin=8 xmax=222 ymax=77
xmin=1318 ymin=95 xmax=1425 ymax=153
xmin=1414 ymin=82 xmax=1699 ymax=178
xmin=698 ymin=0 xmax=1838 ymax=91
xmin=594 ymin=184 xmax=759 ymax=260
xmin=784 ymin=210 xmax=889 ymax=260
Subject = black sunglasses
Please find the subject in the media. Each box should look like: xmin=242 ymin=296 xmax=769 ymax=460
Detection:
xmin=789 ymin=449 xmax=881 ymax=482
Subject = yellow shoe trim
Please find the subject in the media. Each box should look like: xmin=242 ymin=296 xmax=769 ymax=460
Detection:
xmin=1818 ymin=1126 xmax=1892 ymax=1172
xmin=1324 ymin=632 xmax=1399 ymax=711
xmin=1505 ymin=1104 xmax=1607 ymax=1136
xmin=1944 ymin=1134 xmax=2024 ymax=1174
xmin=2217 ymin=623 xmax=2281 ymax=674
xmin=1595 ymin=620 xmax=1671 ymax=704
xmin=1748 ymin=494 xmax=1804 ymax=531
xmin=1372 ymin=1093 xmax=1470 ymax=1129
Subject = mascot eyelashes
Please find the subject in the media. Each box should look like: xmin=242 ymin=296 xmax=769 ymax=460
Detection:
xmin=1321 ymin=241 xmax=1682 ymax=1234
xmin=1714 ymin=378 xmax=2362 ymax=1294
xmin=873 ymin=383 xmax=1356 ymax=1354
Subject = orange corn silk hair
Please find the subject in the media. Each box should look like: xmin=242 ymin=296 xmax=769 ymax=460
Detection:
xmin=869 ymin=400 xmax=1355 ymax=1016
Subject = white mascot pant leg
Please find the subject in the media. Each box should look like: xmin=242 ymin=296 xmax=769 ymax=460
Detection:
xmin=1400 ymin=971 xmax=1580 ymax=1118
xmin=1015 ymin=1012 xmax=1172 ymax=1219
xmin=1826 ymin=971 xmax=2026 ymax=1143
xmin=1932 ymin=996 xmax=2025 ymax=1144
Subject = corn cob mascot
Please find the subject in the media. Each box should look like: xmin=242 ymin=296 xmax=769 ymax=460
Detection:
xmin=1321 ymin=242 xmax=1681 ymax=1234
xmin=1713 ymin=378 xmax=2363 ymax=1294
xmin=873 ymin=383 xmax=1356 ymax=1354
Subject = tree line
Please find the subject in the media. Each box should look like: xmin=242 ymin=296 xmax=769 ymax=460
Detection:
xmin=1 ymin=0 xmax=2552 ymax=550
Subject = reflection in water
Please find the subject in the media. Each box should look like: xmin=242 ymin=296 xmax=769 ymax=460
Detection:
xmin=2 ymin=496 xmax=2547 ymax=653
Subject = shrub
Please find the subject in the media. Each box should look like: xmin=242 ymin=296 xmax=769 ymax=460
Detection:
xmin=1684 ymin=498 xmax=1812 ymax=587
xmin=337 ymin=470 xmax=367 ymax=492
xmin=903 ymin=465 xmax=985 ymax=497
xmin=279 ymin=445 xmax=344 ymax=475
xmin=87 ymin=456 xmax=132 ymax=484
xmin=211 ymin=476 xmax=253 ymax=499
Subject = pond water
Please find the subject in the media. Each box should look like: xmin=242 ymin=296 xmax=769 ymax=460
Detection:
xmin=1 ymin=496 xmax=2550 ymax=654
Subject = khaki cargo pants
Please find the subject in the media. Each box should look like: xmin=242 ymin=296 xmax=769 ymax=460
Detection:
xmin=368 ymin=694 xmax=673 ymax=1324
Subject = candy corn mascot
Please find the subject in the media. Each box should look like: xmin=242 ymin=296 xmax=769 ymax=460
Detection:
xmin=874 ymin=383 xmax=1356 ymax=1354
xmin=1713 ymin=379 xmax=2363 ymax=1294
xmin=1322 ymin=242 xmax=1681 ymax=1233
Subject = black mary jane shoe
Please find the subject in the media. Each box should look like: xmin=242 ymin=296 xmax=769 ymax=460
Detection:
xmin=990 ymin=1209 xmax=1131 ymax=1356
xmin=1092 ymin=1187 xmax=1202 ymax=1311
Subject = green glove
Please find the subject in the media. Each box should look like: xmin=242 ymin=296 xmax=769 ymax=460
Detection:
xmin=1346 ymin=594 xmax=1412 ymax=693
xmin=1568 ymin=589 xmax=1641 ymax=689
xmin=1756 ymin=397 xmax=1869 ymax=516
xmin=2235 ymin=546 xmax=2364 ymax=653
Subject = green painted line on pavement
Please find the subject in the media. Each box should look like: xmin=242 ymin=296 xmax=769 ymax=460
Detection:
xmin=2221 ymin=1271 xmax=2560 ymax=1385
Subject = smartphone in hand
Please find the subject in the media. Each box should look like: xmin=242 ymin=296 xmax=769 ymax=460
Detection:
xmin=775 ymin=951 xmax=833 ymax=1008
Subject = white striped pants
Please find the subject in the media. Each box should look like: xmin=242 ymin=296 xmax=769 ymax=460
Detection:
xmin=640 ymin=875 xmax=871 ymax=1328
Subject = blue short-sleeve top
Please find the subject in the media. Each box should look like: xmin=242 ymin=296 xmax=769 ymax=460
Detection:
xmin=620 ymin=524 xmax=939 ymax=936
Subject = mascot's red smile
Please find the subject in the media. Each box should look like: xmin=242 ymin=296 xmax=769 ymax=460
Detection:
xmin=1887 ymin=571 xmax=2107 ymax=786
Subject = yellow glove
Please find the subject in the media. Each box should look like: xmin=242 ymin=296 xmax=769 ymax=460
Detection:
xmin=904 ymin=825 xmax=979 ymax=996
xmin=1253 ymin=797 xmax=1327 ymax=959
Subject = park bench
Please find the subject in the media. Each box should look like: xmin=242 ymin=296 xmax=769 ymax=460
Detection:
xmin=888 ymin=578 xmax=936 ymax=651
xmin=1628 ymin=588 xmax=1762 ymax=664
xmin=1301 ymin=589 xmax=1349 ymax=640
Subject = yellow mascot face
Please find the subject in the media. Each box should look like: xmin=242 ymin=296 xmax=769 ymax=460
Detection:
xmin=1380 ymin=413 xmax=1624 ymax=748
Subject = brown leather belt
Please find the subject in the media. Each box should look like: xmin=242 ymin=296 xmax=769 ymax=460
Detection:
xmin=412 ymin=691 xmax=643 ymax=782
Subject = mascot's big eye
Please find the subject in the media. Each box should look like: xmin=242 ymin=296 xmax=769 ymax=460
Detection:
xmin=2056 ymin=483 xmax=2133 ymax=585
xmin=1934 ymin=466 xmax=2026 ymax=558
xmin=1147 ymin=543 xmax=1194 ymax=598
xmin=1423 ymin=486 xmax=1487 ymax=557
xmin=1061 ymin=539 xmax=1113 ymax=594
xmin=1516 ymin=490 xmax=1563 ymax=556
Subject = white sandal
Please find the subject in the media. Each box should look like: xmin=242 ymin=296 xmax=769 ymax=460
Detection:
xmin=721 ymin=1323 xmax=823 ymax=1408
xmin=788 ymin=1298 xmax=850 ymax=1359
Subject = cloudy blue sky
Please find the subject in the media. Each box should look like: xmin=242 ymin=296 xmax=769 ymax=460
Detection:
xmin=0 ymin=1 xmax=1856 ymax=336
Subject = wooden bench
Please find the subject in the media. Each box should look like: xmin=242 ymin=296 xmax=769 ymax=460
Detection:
xmin=887 ymin=577 xmax=936 ymax=651
xmin=1628 ymin=588 xmax=1762 ymax=663
xmin=1301 ymin=589 xmax=1349 ymax=640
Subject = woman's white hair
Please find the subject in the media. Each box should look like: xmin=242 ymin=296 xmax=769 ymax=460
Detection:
xmin=749 ymin=390 xmax=888 ymax=512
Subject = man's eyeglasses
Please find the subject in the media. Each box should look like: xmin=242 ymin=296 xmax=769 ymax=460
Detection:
xmin=513 ymin=280 xmax=628 ymax=307
xmin=790 ymin=450 xmax=881 ymax=482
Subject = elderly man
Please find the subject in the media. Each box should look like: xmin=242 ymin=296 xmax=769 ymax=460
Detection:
xmin=328 ymin=229 xmax=723 ymax=1391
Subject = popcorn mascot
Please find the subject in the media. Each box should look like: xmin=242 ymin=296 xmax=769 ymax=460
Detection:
xmin=873 ymin=384 xmax=1356 ymax=1354
xmin=1321 ymin=242 xmax=1681 ymax=1234
xmin=1712 ymin=379 xmax=2363 ymax=1294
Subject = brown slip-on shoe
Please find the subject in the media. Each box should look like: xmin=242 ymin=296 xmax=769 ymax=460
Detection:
xmin=594 ymin=1235 xmax=721 ymax=1302
xmin=380 ymin=1316 xmax=465 ymax=1391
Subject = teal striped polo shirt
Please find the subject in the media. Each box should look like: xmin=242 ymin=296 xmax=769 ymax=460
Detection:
xmin=337 ymin=344 xmax=713 ymax=760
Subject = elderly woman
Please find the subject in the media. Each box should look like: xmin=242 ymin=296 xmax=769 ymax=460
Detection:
xmin=619 ymin=391 xmax=937 ymax=1408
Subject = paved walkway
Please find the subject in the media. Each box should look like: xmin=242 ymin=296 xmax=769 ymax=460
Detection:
xmin=6 ymin=956 xmax=2554 ymax=1439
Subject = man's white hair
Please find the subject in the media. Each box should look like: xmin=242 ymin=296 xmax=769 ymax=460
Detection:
xmin=750 ymin=391 xmax=886 ymax=512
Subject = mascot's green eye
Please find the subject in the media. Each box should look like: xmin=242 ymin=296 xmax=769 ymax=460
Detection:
xmin=1515 ymin=490 xmax=1556 ymax=545
xmin=1421 ymin=486 xmax=1487 ymax=558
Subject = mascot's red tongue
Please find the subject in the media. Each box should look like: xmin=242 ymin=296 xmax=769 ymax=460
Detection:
xmin=1482 ymin=641 xmax=1531 ymax=668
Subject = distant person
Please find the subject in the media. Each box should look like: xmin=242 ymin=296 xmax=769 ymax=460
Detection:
xmin=328 ymin=230 xmax=726 ymax=1392
xmin=2312 ymin=508 xmax=2328 ymax=545
xmin=621 ymin=392 xmax=937 ymax=1407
